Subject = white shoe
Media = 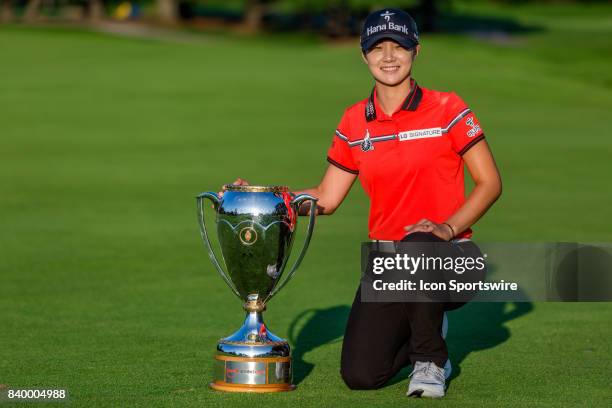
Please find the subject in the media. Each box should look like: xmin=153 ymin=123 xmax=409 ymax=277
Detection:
xmin=407 ymin=361 xmax=445 ymax=398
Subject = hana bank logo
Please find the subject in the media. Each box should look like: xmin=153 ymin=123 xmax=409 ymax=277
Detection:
xmin=380 ymin=10 xmax=394 ymax=22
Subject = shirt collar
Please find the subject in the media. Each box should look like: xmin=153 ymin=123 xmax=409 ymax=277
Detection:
xmin=365 ymin=79 xmax=423 ymax=122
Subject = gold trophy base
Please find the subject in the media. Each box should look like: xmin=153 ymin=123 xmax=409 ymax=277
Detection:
xmin=210 ymin=354 xmax=295 ymax=393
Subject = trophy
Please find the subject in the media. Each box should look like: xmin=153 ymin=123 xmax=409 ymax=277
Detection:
xmin=196 ymin=185 xmax=317 ymax=392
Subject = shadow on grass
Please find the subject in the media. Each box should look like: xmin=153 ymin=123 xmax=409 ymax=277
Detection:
xmin=385 ymin=301 xmax=534 ymax=388
xmin=288 ymin=305 xmax=350 ymax=385
xmin=446 ymin=302 xmax=534 ymax=384
xmin=288 ymin=301 xmax=533 ymax=387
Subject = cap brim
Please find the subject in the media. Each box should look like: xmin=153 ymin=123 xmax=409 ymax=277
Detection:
xmin=361 ymin=32 xmax=418 ymax=52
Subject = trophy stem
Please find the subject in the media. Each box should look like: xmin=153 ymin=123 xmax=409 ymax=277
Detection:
xmin=220 ymin=306 xmax=285 ymax=345
xmin=244 ymin=298 xmax=266 ymax=313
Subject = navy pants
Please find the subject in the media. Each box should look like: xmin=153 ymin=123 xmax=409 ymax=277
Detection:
xmin=340 ymin=232 xmax=482 ymax=390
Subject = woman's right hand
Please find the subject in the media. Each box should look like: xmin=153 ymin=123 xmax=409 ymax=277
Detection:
xmin=218 ymin=178 xmax=250 ymax=197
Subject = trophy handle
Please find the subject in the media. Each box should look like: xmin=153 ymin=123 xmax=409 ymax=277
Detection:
xmin=267 ymin=194 xmax=318 ymax=301
xmin=196 ymin=192 xmax=241 ymax=298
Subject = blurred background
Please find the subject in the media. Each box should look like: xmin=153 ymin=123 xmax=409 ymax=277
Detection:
xmin=1 ymin=0 xmax=609 ymax=35
xmin=1 ymin=1 xmax=611 ymax=407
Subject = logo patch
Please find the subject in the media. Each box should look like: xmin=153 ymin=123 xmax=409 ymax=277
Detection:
xmin=380 ymin=10 xmax=395 ymax=22
xmin=361 ymin=129 xmax=374 ymax=152
xmin=239 ymin=226 xmax=258 ymax=245
xmin=466 ymin=117 xmax=481 ymax=137
xmin=398 ymin=127 xmax=442 ymax=141
xmin=226 ymin=367 xmax=239 ymax=379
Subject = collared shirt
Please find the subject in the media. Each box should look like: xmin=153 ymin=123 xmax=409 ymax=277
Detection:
xmin=327 ymin=80 xmax=485 ymax=240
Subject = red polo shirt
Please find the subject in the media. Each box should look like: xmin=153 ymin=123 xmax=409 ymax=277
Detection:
xmin=327 ymin=80 xmax=485 ymax=240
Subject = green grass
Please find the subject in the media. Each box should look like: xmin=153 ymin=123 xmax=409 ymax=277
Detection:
xmin=1 ymin=2 xmax=612 ymax=407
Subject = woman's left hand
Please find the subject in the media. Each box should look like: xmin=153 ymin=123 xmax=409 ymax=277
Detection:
xmin=404 ymin=219 xmax=453 ymax=241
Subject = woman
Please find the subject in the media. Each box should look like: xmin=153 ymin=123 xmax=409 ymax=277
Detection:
xmin=231 ymin=8 xmax=501 ymax=398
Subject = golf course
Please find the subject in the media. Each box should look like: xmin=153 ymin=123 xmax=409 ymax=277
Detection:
xmin=1 ymin=1 xmax=611 ymax=406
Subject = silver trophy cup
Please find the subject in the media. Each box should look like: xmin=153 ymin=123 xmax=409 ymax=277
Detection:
xmin=196 ymin=185 xmax=317 ymax=392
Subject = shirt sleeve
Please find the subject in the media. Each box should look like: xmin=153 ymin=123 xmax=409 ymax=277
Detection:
xmin=445 ymin=93 xmax=485 ymax=155
xmin=326 ymin=110 xmax=359 ymax=174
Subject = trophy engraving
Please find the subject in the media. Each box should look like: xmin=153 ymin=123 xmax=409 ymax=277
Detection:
xmin=196 ymin=185 xmax=317 ymax=392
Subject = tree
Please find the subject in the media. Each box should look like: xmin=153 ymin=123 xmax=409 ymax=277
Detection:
xmin=89 ymin=0 xmax=105 ymax=21
xmin=244 ymin=0 xmax=265 ymax=32
xmin=1 ymin=0 xmax=15 ymax=22
xmin=24 ymin=0 xmax=41 ymax=22
xmin=157 ymin=0 xmax=178 ymax=24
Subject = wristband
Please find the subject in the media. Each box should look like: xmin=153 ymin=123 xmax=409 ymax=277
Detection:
xmin=442 ymin=222 xmax=455 ymax=240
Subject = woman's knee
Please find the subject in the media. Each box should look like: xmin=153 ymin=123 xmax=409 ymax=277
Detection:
xmin=340 ymin=366 xmax=388 ymax=390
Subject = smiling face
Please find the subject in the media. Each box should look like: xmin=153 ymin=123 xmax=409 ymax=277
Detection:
xmin=362 ymin=40 xmax=419 ymax=87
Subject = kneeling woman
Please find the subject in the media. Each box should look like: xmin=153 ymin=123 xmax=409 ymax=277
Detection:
xmin=233 ymin=8 xmax=501 ymax=399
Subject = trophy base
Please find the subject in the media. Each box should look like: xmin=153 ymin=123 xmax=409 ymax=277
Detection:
xmin=211 ymin=310 xmax=295 ymax=393
xmin=211 ymin=354 xmax=295 ymax=393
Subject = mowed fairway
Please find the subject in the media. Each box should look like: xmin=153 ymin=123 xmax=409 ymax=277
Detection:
xmin=1 ymin=4 xmax=611 ymax=407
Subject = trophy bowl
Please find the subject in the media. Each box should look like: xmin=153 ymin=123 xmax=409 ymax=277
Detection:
xmin=196 ymin=185 xmax=317 ymax=392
